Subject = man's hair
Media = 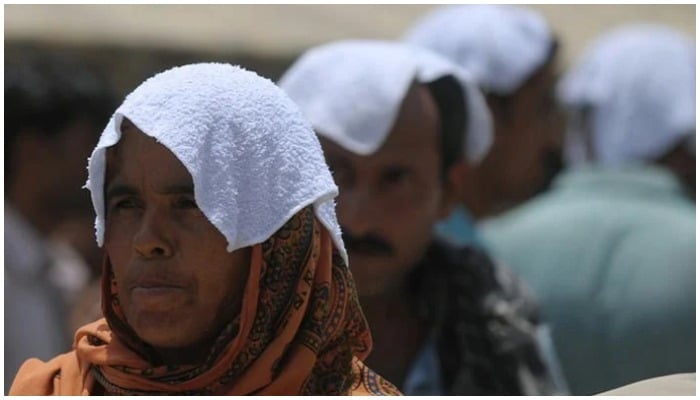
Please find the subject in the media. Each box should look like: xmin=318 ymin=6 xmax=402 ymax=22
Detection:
xmin=5 ymin=51 xmax=116 ymax=180
xmin=486 ymin=39 xmax=559 ymax=120
xmin=426 ymin=75 xmax=467 ymax=181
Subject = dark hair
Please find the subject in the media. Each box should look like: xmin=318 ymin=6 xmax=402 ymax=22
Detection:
xmin=5 ymin=51 xmax=116 ymax=181
xmin=426 ymin=75 xmax=467 ymax=181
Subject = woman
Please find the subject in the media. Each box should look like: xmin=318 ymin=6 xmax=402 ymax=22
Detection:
xmin=9 ymin=63 xmax=400 ymax=395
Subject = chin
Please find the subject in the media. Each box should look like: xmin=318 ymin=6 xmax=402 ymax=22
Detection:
xmin=128 ymin=310 xmax=196 ymax=348
xmin=355 ymin=259 xmax=420 ymax=299
xmin=356 ymin=284 xmax=389 ymax=298
xmin=349 ymin=265 xmax=398 ymax=298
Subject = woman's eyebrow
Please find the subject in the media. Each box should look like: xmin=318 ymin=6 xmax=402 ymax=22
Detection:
xmin=105 ymin=183 xmax=138 ymax=203
xmin=105 ymin=182 xmax=194 ymax=201
xmin=161 ymin=183 xmax=195 ymax=195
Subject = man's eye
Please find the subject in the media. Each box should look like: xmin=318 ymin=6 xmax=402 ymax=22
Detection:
xmin=381 ymin=168 xmax=410 ymax=185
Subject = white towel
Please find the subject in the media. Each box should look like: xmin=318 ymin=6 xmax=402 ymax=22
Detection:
xmin=85 ymin=63 xmax=347 ymax=264
xmin=404 ymin=5 xmax=554 ymax=96
xmin=278 ymin=40 xmax=493 ymax=165
xmin=558 ymin=24 xmax=696 ymax=166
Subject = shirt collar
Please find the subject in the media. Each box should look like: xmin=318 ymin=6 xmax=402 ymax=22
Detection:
xmin=554 ymin=164 xmax=690 ymax=202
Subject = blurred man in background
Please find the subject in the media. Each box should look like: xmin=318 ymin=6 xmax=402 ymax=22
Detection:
xmin=5 ymin=52 xmax=116 ymax=393
xmin=405 ymin=4 xmax=565 ymax=246
xmin=280 ymin=40 xmax=560 ymax=395
xmin=480 ymin=25 xmax=696 ymax=394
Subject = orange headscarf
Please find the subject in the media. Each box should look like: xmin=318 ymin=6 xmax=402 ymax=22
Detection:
xmin=9 ymin=207 xmax=400 ymax=395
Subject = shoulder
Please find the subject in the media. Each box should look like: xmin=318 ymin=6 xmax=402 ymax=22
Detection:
xmin=431 ymin=239 xmax=495 ymax=281
xmin=428 ymin=240 xmax=541 ymax=335
xmin=9 ymin=352 xmax=83 ymax=395
xmin=435 ymin=241 xmax=537 ymax=313
xmin=430 ymin=241 xmax=556 ymax=394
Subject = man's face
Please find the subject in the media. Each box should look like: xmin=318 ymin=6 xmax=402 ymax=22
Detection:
xmin=322 ymin=85 xmax=452 ymax=298
xmin=103 ymin=121 xmax=250 ymax=352
xmin=478 ymin=59 xmax=565 ymax=215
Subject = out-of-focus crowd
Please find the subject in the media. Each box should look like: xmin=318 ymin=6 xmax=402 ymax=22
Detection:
xmin=5 ymin=4 xmax=695 ymax=396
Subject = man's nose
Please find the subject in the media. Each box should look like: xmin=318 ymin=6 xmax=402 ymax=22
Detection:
xmin=337 ymin=188 xmax=377 ymax=238
xmin=133 ymin=207 xmax=175 ymax=259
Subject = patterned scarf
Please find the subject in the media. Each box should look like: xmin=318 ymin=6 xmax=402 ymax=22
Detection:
xmin=73 ymin=206 xmax=400 ymax=395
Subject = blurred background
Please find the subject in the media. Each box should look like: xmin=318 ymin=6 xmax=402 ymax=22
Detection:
xmin=5 ymin=4 xmax=695 ymax=94
xmin=4 ymin=3 xmax=696 ymax=396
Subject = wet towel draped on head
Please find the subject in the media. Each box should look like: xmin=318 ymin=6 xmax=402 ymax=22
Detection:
xmin=86 ymin=63 xmax=347 ymax=264
xmin=557 ymin=25 xmax=696 ymax=166
xmin=278 ymin=40 xmax=493 ymax=164
xmin=8 ymin=63 xmax=400 ymax=395
xmin=404 ymin=5 xmax=554 ymax=95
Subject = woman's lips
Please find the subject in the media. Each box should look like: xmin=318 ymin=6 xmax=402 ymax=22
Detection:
xmin=130 ymin=284 xmax=187 ymax=310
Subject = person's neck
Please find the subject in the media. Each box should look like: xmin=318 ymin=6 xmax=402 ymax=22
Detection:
xmin=359 ymin=282 xmax=428 ymax=387
xmin=156 ymin=348 xmax=207 ymax=365
xmin=153 ymin=340 xmax=215 ymax=366
xmin=360 ymin=286 xmax=412 ymax=327
xmin=460 ymin=176 xmax=492 ymax=220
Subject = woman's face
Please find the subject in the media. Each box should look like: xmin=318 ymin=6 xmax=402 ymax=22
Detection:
xmin=103 ymin=121 xmax=250 ymax=358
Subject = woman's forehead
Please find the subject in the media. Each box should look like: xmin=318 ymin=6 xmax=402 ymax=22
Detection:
xmin=106 ymin=125 xmax=193 ymax=188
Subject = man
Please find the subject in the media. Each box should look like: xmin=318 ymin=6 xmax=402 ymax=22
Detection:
xmin=280 ymin=40 xmax=559 ymax=395
xmin=404 ymin=5 xmax=565 ymax=245
xmin=10 ymin=63 xmax=399 ymax=395
xmin=480 ymin=25 xmax=696 ymax=395
xmin=4 ymin=52 xmax=116 ymax=392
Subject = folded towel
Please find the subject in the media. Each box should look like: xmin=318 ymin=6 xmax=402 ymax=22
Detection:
xmin=597 ymin=373 xmax=695 ymax=396
xmin=85 ymin=63 xmax=347 ymax=263
xmin=404 ymin=5 xmax=553 ymax=96
xmin=279 ymin=40 xmax=493 ymax=165
xmin=558 ymin=24 xmax=696 ymax=166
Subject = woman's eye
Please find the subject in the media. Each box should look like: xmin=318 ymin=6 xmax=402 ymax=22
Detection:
xmin=114 ymin=198 xmax=138 ymax=210
xmin=107 ymin=197 xmax=141 ymax=216
xmin=175 ymin=197 xmax=199 ymax=210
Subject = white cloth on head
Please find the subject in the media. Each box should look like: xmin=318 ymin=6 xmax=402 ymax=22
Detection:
xmin=404 ymin=5 xmax=554 ymax=95
xmin=278 ymin=40 xmax=493 ymax=164
xmin=85 ymin=63 xmax=347 ymax=264
xmin=558 ymin=24 xmax=696 ymax=166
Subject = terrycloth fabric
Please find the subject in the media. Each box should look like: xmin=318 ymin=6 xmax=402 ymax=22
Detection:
xmin=278 ymin=40 xmax=493 ymax=164
xmin=558 ymin=25 xmax=696 ymax=166
xmin=9 ymin=207 xmax=401 ymax=395
xmin=597 ymin=373 xmax=695 ymax=396
xmin=404 ymin=5 xmax=554 ymax=95
xmin=85 ymin=63 xmax=347 ymax=264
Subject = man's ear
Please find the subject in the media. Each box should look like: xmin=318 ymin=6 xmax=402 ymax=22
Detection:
xmin=438 ymin=161 xmax=469 ymax=219
xmin=486 ymin=93 xmax=513 ymax=126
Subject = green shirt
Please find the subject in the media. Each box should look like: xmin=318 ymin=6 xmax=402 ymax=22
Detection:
xmin=480 ymin=165 xmax=695 ymax=395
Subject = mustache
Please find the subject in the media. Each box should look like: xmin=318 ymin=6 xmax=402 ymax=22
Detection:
xmin=342 ymin=230 xmax=394 ymax=256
